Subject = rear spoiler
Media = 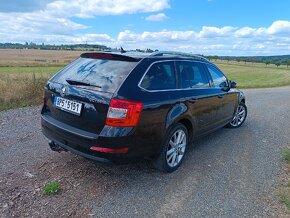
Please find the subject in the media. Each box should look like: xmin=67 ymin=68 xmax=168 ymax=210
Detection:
xmin=80 ymin=52 xmax=141 ymax=62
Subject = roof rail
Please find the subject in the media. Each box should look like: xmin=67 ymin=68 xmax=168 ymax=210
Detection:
xmin=150 ymin=51 xmax=209 ymax=61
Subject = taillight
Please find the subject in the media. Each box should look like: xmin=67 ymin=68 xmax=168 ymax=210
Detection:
xmin=106 ymin=99 xmax=143 ymax=127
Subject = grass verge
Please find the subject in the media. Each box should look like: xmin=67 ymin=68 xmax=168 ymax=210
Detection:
xmin=43 ymin=181 xmax=61 ymax=195
xmin=279 ymin=148 xmax=290 ymax=211
xmin=283 ymin=149 xmax=290 ymax=163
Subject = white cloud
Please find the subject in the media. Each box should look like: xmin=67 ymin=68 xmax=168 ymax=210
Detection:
xmin=1 ymin=20 xmax=290 ymax=55
xmin=118 ymin=30 xmax=196 ymax=42
xmin=199 ymin=26 xmax=237 ymax=38
xmin=145 ymin=13 xmax=169 ymax=22
xmin=0 ymin=0 xmax=170 ymax=44
xmin=0 ymin=12 xmax=87 ymax=36
xmin=266 ymin=20 xmax=290 ymax=35
xmin=234 ymin=27 xmax=256 ymax=38
xmin=46 ymin=0 xmax=170 ymax=17
xmin=116 ymin=21 xmax=290 ymax=55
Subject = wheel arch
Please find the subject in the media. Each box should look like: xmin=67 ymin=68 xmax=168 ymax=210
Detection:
xmin=165 ymin=103 xmax=195 ymax=143
xmin=239 ymin=92 xmax=246 ymax=104
xmin=177 ymin=118 xmax=194 ymax=143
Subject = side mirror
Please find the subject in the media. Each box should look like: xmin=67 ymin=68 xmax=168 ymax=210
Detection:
xmin=230 ymin=80 xmax=237 ymax=88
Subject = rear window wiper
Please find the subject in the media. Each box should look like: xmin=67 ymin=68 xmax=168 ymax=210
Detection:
xmin=66 ymin=79 xmax=102 ymax=88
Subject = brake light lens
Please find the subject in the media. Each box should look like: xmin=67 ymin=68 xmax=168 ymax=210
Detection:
xmin=106 ymin=99 xmax=143 ymax=127
xmin=86 ymin=53 xmax=113 ymax=59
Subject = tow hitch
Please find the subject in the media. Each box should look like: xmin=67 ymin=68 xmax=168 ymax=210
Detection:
xmin=48 ymin=141 xmax=67 ymax=152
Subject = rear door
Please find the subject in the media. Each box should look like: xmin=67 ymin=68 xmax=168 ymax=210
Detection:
xmin=42 ymin=54 xmax=139 ymax=134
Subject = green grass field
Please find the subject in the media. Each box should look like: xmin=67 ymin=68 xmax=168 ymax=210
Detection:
xmin=217 ymin=61 xmax=290 ymax=88
xmin=0 ymin=61 xmax=289 ymax=111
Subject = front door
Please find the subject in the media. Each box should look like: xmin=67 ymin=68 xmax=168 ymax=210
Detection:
xmin=205 ymin=64 xmax=238 ymax=125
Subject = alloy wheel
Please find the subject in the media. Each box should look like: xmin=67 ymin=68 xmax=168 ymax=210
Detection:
xmin=166 ymin=129 xmax=187 ymax=168
xmin=230 ymin=104 xmax=246 ymax=127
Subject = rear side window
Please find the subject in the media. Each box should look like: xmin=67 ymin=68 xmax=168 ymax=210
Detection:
xmin=140 ymin=62 xmax=176 ymax=90
xmin=206 ymin=64 xmax=228 ymax=88
xmin=51 ymin=58 xmax=138 ymax=92
xmin=177 ymin=61 xmax=209 ymax=89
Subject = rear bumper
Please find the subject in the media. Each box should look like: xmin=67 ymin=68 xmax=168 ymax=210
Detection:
xmin=48 ymin=139 xmax=112 ymax=163
xmin=41 ymin=115 xmax=160 ymax=163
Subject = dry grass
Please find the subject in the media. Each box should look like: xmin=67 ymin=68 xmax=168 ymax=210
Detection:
xmin=0 ymin=49 xmax=81 ymax=66
xmin=0 ymin=67 xmax=62 ymax=111
xmin=0 ymin=73 xmax=48 ymax=111
xmin=0 ymin=49 xmax=78 ymax=111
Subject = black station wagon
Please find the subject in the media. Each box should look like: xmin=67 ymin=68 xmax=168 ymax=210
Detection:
xmin=41 ymin=51 xmax=247 ymax=172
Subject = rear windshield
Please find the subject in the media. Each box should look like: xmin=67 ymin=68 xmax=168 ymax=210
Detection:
xmin=50 ymin=58 xmax=139 ymax=92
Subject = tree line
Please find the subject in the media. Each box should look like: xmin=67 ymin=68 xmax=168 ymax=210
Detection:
xmin=0 ymin=42 xmax=109 ymax=51
xmin=205 ymin=55 xmax=290 ymax=68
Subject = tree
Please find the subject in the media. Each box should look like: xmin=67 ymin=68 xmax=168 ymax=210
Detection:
xmin=146 ymin=48 xmax=154 ymax=53
xmin=287 ymin=60 xmax=290 ymax=68
xmin=265 ymin=60 xmax=270 ymax=67
xmin=275 ymin=62 xmax=281 ymax=67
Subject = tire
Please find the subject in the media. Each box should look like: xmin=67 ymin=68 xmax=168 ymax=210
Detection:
xmin=226 ymin=102 xmax=247 ymax=128
xmin=153 ymin=123 xmax=188 ymax=172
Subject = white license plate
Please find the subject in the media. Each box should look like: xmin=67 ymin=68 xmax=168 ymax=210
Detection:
xmin=54 ymin=96 xmax=82 ymax=115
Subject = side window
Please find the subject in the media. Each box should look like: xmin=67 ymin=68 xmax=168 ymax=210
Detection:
xmin=140 ymin=62 xmax=176 ymax=90
xmin=206 ymin=65 xmax=228 ymax=88
xmin=177 ymin=61 xmax=209 ymax=89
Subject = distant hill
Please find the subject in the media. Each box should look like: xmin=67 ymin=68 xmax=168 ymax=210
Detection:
xmin=0 ymin=43 xmax=110 ymax=51
xmin=206 ymin=55 xmax=290 ymax=66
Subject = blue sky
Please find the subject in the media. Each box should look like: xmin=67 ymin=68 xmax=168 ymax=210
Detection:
xmin=0 ymin=0 xmax=289 ymax=55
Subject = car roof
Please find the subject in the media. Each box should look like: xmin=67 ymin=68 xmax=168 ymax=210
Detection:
xmin=80 ymin=51 xmax=211 ymax=63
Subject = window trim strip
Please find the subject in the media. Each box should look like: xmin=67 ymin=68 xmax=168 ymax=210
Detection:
xmin=137 ymin=59 xmax=222 ymax=93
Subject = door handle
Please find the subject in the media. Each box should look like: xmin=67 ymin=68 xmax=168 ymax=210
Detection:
xmin=218 ymin=95 xmax=223 ymax=99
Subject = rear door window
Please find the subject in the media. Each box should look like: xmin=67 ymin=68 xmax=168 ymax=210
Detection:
xmin=140 ymin=61 xmax=176 ymax=90
xmin=177 ymin=61 xmax=210 ymax=89
xmin=51 ymin=58 xmax=139 ymax=93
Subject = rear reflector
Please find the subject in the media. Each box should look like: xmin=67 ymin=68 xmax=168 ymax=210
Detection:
xmin=90 ymin=146 xmax=129 ymax=154
xmin=106 ymin=99 xmax=143 ymax=127
xmin=43 ymin=97 xmax=47 ymax=105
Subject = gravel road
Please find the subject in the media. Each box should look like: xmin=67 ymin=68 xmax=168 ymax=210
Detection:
xmin=1 ymin=87 xmax=290 ymax=217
